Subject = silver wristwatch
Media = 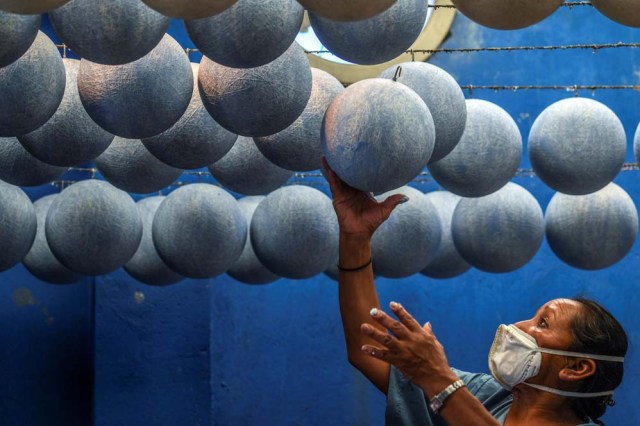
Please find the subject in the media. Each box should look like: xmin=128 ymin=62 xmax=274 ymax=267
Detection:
xmin=429 ymin=379 xmax=466 ymax=414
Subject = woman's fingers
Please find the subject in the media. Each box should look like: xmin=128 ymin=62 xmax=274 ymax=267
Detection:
xmin=361 ymin=344 xmax=390 ymax=360
xmin=369 ymin=307 xmax=409 ymax=338
xmin=361 ymin=323 xmax=398 ymax=348
xmin=389 ymin=302 xmax=422 ymax=332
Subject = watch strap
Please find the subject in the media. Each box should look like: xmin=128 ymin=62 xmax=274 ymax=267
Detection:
xmin=428 ymin=379 xmax=465 ymax=414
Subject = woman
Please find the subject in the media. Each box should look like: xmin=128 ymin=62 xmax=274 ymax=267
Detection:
xmin=323 ymin=159 xmax=627 ymax=426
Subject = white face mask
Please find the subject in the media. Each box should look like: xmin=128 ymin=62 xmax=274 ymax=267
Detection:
xmin=488 ymin=324 xmax=624 ymax=398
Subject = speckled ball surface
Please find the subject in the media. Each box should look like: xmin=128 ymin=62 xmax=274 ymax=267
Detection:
xmin=142 ymin=0 xmax=237 ymax=19
xmin=198 ymin=43 xmax=312 ymax=137
xmin=49 ymin=0 xmax=170 ymax=65
xmin=428 ymin=99 xmax=522 ymax=198
xmin=0 ymin=11 xmax=40 ymax=67
xmin=0 ymin=137 xmax=68 ymax=187
xmin=152 ymin=183 xmax=247 ymax=279
xmin=545 ymin=183 xmax=638 ymax=270
xmin=250 ymin=185 xmax=338 ymax=279
xmin=309 ymin=0 xmax=427 ymax=65
xmin=0 ymin=180 xmax=36 ymax=272
xmin=78 ymin=34 xmax=193 ymax=139
xmin=452 ymin=182 xmax=544 ymax=273
xmin=635 ymin=122 xmax=640 ymax=162
xmin=124 ymin=196 xmax=184 ymax=286
xmin=0 ymin=0 xmax=69 ymax=14
xmin=19 ymin=59 xmax=115 ymax=167
xmin=45 ymin=180 xmax=143 ymax=276
xmin=591 ymin=0 xmax=640 ymax=28
xmin=186 ymin=0 xmax=303 ymax=68
xmin=451 ymin=0 xmax=564 ymax=30
xmin=528 ymin=98 xmax=626 ymax=196
xmin=298 ymin=0 xmax=395 ymax=21
xmin=322 ymin=78 xmax=434 ymax=194
xmin=0 ymin=31 xmax=65 ymax=137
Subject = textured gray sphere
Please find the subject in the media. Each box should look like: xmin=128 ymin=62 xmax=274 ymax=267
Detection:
xmin=0 ymin=137 xmax=68 ymax=186
xmin=186 ymin=0 xmax=303 ymax=68
xmin=78 ymin=34 xmax=193 ymax=139
xmin=590 ymin=0 xmax=640 ymax=28
xmin=309 ymin=0 xmax=427 ymax=65
xmin=95 ymin=137 xmax=183 ymax=194
xmin=254 ymin=68 xmax=345 ymax=172
xmin=545 ymin=183 xmax=638 ymax=270
xmin=227 ymin=196 xmax=280 ymax=285
xmin=429 ymin=99 xmax=522 ymax=198
xmin=529 ymin=98 xmax=626 ymax=196
xmin=152 ymin=184 xmax=247 ymax=279
xmin=371 ymin=186 xmax=441 ymax=278
xmin=124 ymin=196 xmax=184 ymax=286
xmin=379 ymin=62 xmax=466 ymax=163
xmin=251 ymin=185 xmax=339 ymax=279
xmin=0 ymin=11 xmax=40 ymax=67
xmin=452 ymin=183 xmax=544 ymax=273
xmin=198 ymin=43 xmax=312 ymax=137
xmin=322 ymin=78 xmax=434 ymax=194
xmin=421 ymin=191 xmax=471 ymax=279
xmin=451 ymin=0 xmax=564 ymax=30
xmin=142 ymin=0 xmax=237 ymax=19
xmin=19 ymin=59 xmax=115 ymax=167
xmin=635 ymin=122 xmax=640 ymax=162
xmin=45 ymin=180 xmax=143 ymax=276
xmin=298 ymin=0 xmax=395 ymax=21
xmin=208 ymin=136 xmax=293 ymax=195
xmin=49 ymin=0 xmax=170 ymax=65
xmin=0 ymin=0 xmax=70 ymax=14
xmin=0 ymin=31 xmax=65 ymax=137
xmin=141 ymin=64 xmax=238 ymax=170
xmin=0 ymin=180 xmax=36 ymax=272
xmin=22 ymin=194 xmax=83 ymax=284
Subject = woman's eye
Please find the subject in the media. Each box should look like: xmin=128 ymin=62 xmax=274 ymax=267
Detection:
xmin=538 ymin=318 xmax=549 ymax=328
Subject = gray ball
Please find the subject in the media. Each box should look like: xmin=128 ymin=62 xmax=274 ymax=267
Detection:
xmin=322 ymin=78 xmax=434 ymax=194
xmin=141 ymin=0 xmax=237 ymax=19
xmin=141 ymin=63 xmax=238 ymax=170
xmin=429 ymin=99 xmax=522 ymax=198
xmin=78 ymin=34 xmax=193 ymax=139
xmin=308 ymin=0 xmax=428 ymax=65
xmin=297 ymin=0 xmax=395 ymax=21
xmin=251 ymin=185 xmax=338 ymax=279
xmin=45 ymin=180 xmax=143 ymax=276
xmin=379 ymin=62 xmax=466 ymax=163
xmin=450 ymin=0 xmax=564 ymax=30
xmin=124 ymin=196 xmax=184 ymax=286
xmin=254 ymin=68 xmax=345 ymax=172
xmin=0 ymin=180 xmax=36 ymax=272
xmin=421 ymin=191 xmax=471 ymax=279
xmin=0 ymin=31 xmax=65 ymax=137
xmin=94 ymin=137 xmax=183 ymax=194
xmin=227 ymin=196 xmax=280 ymax=285
xmin=371 ymin=186 xmax=441 ymax=278
xmin=152 ymin=183 xmax=247 ymax=279
xmin=0 ymin=0 xmax=70 ymax=14
xmin=185 ymin=0 xmax=303 ymax=68
xmin=452 ymin=182 xmax=544 ymax=273
xmin=49 ymin=0 xmax=170 ymax=65
xmin=635 ymin=122 xmax=640 ymax=161
xmin=198 ymin=42 xmax=312 ymax=137
xmin=18 ymin=59 xmax=115 ymax=167
xmin=0 ymin=11 xmax=40 ymax=67
xmin=545 ymin=183 xmax=638 ymax=270
xmin=208 ymin=136 xmax=293 ymax=195
xmin=0 ymin=137 xmax=68 ymax=186
xmin=22 ymin=194 xmax=83 ymax=284
xmin=529 ymin=98 xmax=626 ymax=196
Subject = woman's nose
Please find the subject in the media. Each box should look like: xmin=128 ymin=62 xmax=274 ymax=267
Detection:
xmin=513 ymin=319 xmax=530 ymax=333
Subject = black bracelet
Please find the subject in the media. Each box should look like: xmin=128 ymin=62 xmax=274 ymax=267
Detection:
xmin=337 ymin=257 xmax=373 ymax=272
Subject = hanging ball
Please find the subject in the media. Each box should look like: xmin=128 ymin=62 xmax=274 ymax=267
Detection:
xmin=45 ymin=180 xmax=143 ymax=276
xmin=19 ymin=59 xmax=115 ymax=167
xmin=451 ymin=0 xmax=564 ymax=30
xmin=0 ymin=0 xmax=69 ymax=14
xmin=452 ymin=183 xmax=544 ymax=273
xmin=308 ymin=0 xmax=428 ymax=65
xmin=208 ymin=136 xmax=293 ymax=196
xmin=528 ymin=98 xmax=626 ymax=196
xmin=0 ymin=180 xmax=36 ymax=272
xmin=78 ymin=34 xmax=193 ymax=139
xmin=297 ymin=0 xmax=395 ymax=21
xmin=0 ymin=137 xmax=68 ymax=187
xmin=545 ymin=183 xmax=638 ymax=270
xmin=322 ymin=78 xmax=434 ymax=194
xmin=94 ymin=137 xmax=183 ymax=194
xmin=591 ymin=0 xmax=640 ymax=28
xmin=227 ymin=196 xmax=280 ymax=285
xmin=635 ymin=122 xmax=640 ymax=162
xmin=0 ymin=31 xmax=65 ymax=137
xmin=198 ymin=43 xmax=312 ymax=137
xmin=124 ymin=197 xmax=184 ymax=286
xmin=49 ymin=0 xmax=170 ymax=65
xmin=152 ymin=184 xmax=247 ymax=279
xmin=185 ymin=0 xmax=303 ymax=68
xmin=141 ymin=64 xmax=238 ymax=170
xmin=379 ymin=63 xmax=466 ymax=163
xmin=371 ymin=186 xmax=441 ymax=278
xmin=0 ymin=11 xmax=40 ymax=67
xmin=251 ymin=185 xmax=338 ymax=279
xmin=141 ymin=0 xmax=237 ymax=20
xmin=421 ymin=191 xmax=471 ymax=279
xmin=428 ymin=99 xmax=522 ymax=198
xmin=22 ymin=194 xmax=83 ymax=284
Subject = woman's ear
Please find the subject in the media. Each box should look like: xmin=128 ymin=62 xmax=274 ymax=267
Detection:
xmin=558 ymin=358 xmax=597 ymax=382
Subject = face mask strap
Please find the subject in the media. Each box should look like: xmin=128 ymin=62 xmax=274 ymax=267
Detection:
xmin=524 ymin=383 xmax=615 ymax=398
xmin=536 ymin=347 xmax=625 ymax=363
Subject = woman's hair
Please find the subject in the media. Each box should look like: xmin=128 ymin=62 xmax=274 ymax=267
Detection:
xmin=568 ymin=297 xmax=628 ymax=424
